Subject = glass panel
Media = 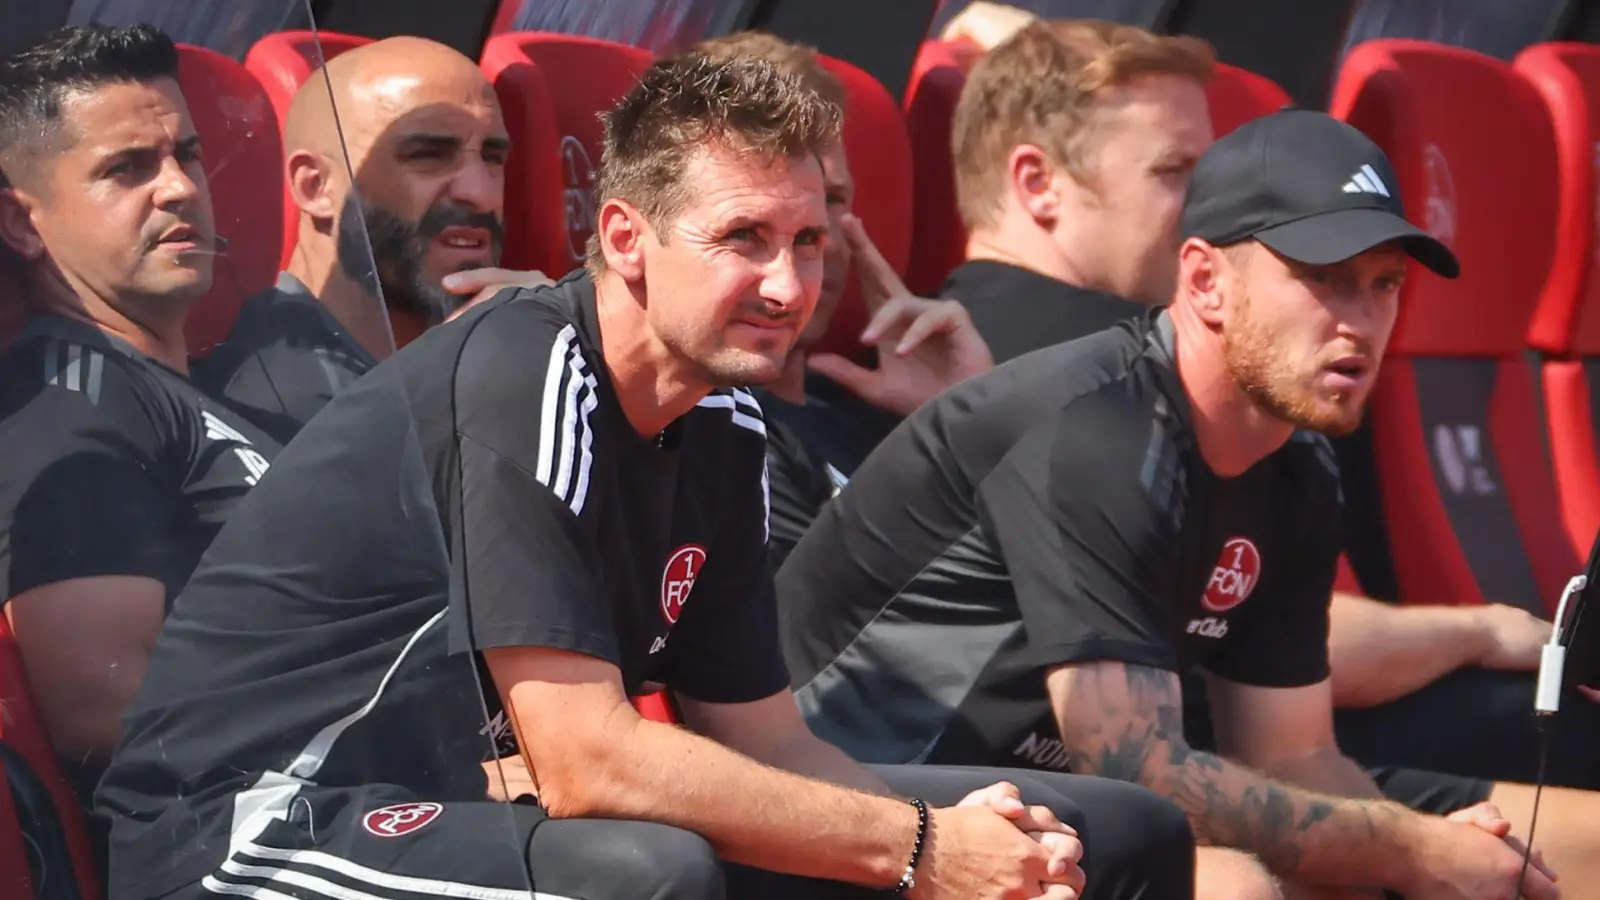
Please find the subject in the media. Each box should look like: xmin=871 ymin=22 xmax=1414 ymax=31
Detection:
xmin=1340 ymin=0 xmax=1571 ymax=62
xmin=511 ymin=0 xmax=746 ymax=54
xmin=0 ymin=3 xmax=527 ymax=898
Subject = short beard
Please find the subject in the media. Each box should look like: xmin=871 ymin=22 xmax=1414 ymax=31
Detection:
xmin=1222 ymin=291 xmax=1363 ymax=437
xmin=335 ymin=194 xmax=504 ymax=326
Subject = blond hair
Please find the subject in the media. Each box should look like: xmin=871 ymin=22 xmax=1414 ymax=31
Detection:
xmin=952 ymin=19 xmax=1214 ymax=230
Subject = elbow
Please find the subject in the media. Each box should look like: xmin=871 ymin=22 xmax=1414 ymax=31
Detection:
xmin=526 ymin=719 xmax=648 ymax=820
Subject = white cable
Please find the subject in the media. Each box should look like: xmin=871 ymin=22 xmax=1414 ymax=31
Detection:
xmin=1535 ymin=574 xmax=1585 ymax=715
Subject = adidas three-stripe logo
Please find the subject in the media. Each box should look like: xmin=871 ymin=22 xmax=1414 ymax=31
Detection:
xmin=535 ymin=324 xmax=600 ymax=516
xmin=1340 ymin=164 xmax=1391 ymax=197
xmin=696 ymin=388 xmax=771 ymax=543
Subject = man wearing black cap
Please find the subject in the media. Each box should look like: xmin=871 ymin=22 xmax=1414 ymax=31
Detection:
xmin=777 ymin=109 xmax=1568 ymax=898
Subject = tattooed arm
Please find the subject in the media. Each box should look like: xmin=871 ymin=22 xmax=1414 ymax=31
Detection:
xmin=1044 ymin=660 xmax=1426 ymax=888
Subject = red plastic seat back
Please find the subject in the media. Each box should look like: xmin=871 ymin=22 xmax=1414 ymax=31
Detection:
xmin=0 ymin=617 xmax=99 ymax=900
xmin=243 ymin=31 xmax=373 ymax=272
xmin=1331 ymin=39 xmax=1573 ymax=614
xmin=0 ymin=760 xmax=31 ymax=900
xmin=481 ymin=33 xmax=652 ymax=280
xmin=1206 ymin=62 xmax=1292 ymax=137
xmin=1515 ymin=44 xmax=1600 ymax=554
xmin=904 ymin=39 xmax=970 ymax=297
xmin=178 ymin=44 xmax=284 ymax=358
xmin=815 ymin=55 xmax=915 ymax=363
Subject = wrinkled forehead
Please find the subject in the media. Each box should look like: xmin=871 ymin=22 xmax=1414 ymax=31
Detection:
xmin=679 ymin=146 xmax=828 ymax=230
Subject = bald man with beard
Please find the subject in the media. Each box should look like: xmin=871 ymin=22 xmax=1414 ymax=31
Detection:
xmin=193 ymin=36 xmax=546 ymax=445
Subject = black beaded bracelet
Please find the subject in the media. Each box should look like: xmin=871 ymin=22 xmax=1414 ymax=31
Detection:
xmin=890 ymin=797 xmax=929 ymax=897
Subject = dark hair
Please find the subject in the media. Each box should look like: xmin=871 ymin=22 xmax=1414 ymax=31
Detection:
xmin=586 ymin=51 xmax=842 ymax=275
xmin=0 ymin=24 xmax=180 ymax=189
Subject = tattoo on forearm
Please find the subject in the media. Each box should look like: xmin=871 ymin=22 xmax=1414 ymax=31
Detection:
xmin=1056 ymin=664 xmax=1373 ymax=875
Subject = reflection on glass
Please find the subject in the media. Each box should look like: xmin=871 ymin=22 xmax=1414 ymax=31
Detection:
xmin=1339 ymin=0 xmax=1568 ymax=61
xmin=0 ymin=2 xmax=522 ymax=898
xmin=67 ymin=0 xmax=309 ymax=60
xmin=512 ymin=0 xmax=742 ymax=55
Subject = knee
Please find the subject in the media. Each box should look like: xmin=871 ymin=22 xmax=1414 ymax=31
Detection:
xmin=573 ymin=821 xmax=725 ymax=900
xmin=1089 ymin=779 xmax=1195 ymax=866
xmin=1196 ymin=848 xmax=1282 ymax=900
xmin=1045 ymin=777 xmax=1195 ymax=898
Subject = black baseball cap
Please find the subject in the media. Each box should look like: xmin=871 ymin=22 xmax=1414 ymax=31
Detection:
xmin=1179 ymin=108 xmax=1460 ymax=279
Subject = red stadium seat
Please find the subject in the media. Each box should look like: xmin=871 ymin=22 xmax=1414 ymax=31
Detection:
xmin=1514 ymin=43 xmax=1600 ymax=558
xmin=481 ymin=33 xmax=652 ymax=280
xmin=904 ymin=39 xmax=970 ymax=297
xmin=1334 ymin=554 xmax=1364 ymax=594
xmin=901 ymin=42 xmax=1291 ymax=298
xmin=243 ymin=31 xmax=372 ymax=271
xmin=0 ymin=765 xmax=32 ymax=900
xmin=817 ymin=54 xmax=915 ymax=363
xmin=1206 ymin=63 xmax=1291 ymax=137
xmin=632 ymin=691 xmax=680 ymax=723
xmin=1331 ymin=39 xmax=1574 ymax=616
xmin=178 ymin=44 xmax=285 ymax=358
xmin=0 ymin=617 xmax=101 ymax=900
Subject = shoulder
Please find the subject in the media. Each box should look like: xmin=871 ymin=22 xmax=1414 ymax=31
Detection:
xmin=692 ymin=386 xmax=767 ymax=445
xmin=1 ymin=330 xmax=162 ymax=426
xmin=931 ymin=322 xmax=1168 ymax=464
xmin=453 ymin=280 xmax=592 ymax=381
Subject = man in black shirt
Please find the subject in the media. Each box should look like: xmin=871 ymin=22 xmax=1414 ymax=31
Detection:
xmin=100 ymin=53 xmax=1194 ymax=900
xmin=192 ymin=37 xmax=547 ymax=445
xmin=944 ymin=16 xmax=1600 ymax=815
xmin=942 ymin=20 xmax=1212 ymax=360
xmin=778 ymin=109 xmax=1582 ymax=898
xmin=0 ymin=24 xmax=278 ymax=803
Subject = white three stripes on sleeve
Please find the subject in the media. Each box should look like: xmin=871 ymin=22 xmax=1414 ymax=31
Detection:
xmin=697 ymin=388 xmax=771 ymax=543
xmin=534 ymin=325 xmax=600 ymax=516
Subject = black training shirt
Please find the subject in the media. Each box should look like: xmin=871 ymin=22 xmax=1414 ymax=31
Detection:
xmin=0 ymin=316 xmax=278 ymax=607
xmin=98 ymin=273 xmax=786 ymax=899
xmin=777 ymin=310 xmax=1340 ymax=773
xmin=190 ymin=271 xmax=377 ymax=445
xmin=943 ymin=259 xmax=1149 ymax=364
xmin=755 ymin=371 xmax=900 ymax=573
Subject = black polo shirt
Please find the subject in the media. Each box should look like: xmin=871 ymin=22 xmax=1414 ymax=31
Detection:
xmin=754 ymin=371 xmax=901 ymax=573
xmin=942 ymin=259 xmax=1149 ymax=364
xmin=191 ymin=271 xmax=377 ymax=445
xmin=97 ymin=272 xmax=787 ymax=900
xmin=0 ymin=316 xmax=278 ymax=607
xmin=778 ymin=311 xmax=1341 ymax=772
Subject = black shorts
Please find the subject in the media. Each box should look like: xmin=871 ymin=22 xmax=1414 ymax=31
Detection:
xmin=157 ymin=784 xmax=547 ymax=900
xmin=154 ymin=766 xmax=1194 ymax=900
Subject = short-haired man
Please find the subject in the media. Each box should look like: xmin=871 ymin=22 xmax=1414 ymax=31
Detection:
xmin=945 ymin=12 xmax=1600 ymax=830
xmin=0 ymin=24 xmax=277 ymax=803
xmin=98 ymin=53 xmax=1194 ymax=900
xmin=693 ymin=30 xmax=995 ymax=571
xmin=943 ymin=18 xmax=1213 ymax=362
xmin=192 ymin=36 xmax=546 ymax=445
xmin=777 ymin=110 xmax=1578 ymax=898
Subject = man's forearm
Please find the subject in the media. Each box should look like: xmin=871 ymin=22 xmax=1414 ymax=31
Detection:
xmin=764 ymin=729 xmax=899 ymax=797
xmin=554 ymin=717 xmax=917 ymax=888
xmin=1261 ymin=747 xmax=1385 ymax=801
xmin=1327 ymin=592 xmax=1484 ymax=707
xmin=1083 ymin=738 xmax=1419 ymax=888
